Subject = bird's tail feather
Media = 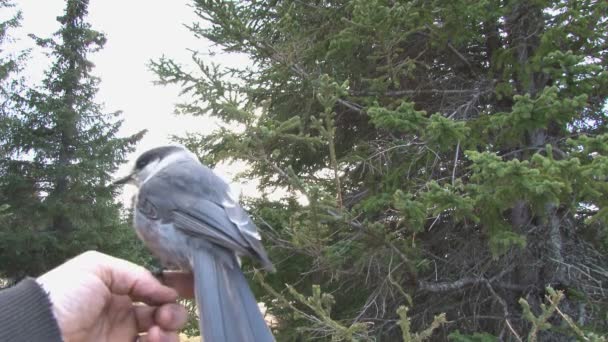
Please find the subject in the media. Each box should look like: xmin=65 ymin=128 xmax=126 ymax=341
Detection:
xmin=193 ymin=249 xmax=274 ymax=342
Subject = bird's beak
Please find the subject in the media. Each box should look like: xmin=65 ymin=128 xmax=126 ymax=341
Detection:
xmin=112 ymin=172 xmax=136 ymax=186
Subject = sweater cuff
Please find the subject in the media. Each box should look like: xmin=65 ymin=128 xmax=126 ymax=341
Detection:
xmin=0 ymin=277 xmax=63 ymax=342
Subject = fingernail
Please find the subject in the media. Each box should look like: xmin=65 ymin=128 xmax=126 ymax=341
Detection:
xmin=160 ymin=331 xmax=178 ymax=342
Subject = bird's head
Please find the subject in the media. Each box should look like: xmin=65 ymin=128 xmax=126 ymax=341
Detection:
xmin=113 ymin=145 xmax=193 ymax=187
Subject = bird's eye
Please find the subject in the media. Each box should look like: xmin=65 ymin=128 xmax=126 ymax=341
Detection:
xmin=136 ymin=159 xmax=148 ymax=170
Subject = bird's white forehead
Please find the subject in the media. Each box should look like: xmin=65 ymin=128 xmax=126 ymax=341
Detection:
xmin=138 ymin=149 xmax=195 ymax=185
xmin=181 ymin=148 xmax=200 ymax=162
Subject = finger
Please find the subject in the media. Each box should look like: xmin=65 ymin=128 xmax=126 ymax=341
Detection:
xmin=161 ymin=271 xmax=194 ymax=298
xmin=134 ymin=303 xmax=188 ymax=333
xmin=155 ymin=303 xmax=189 ymax=331
xmin=139 ymin=326 xmax=179 ymax=342
xmin=133 ymin=304 xmax=157 ymax=333
xmin=81 ymin=251 xmax=178 ymax=305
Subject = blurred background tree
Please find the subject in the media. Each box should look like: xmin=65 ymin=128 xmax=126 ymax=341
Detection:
xmin=152 ymin=0 xmax=608 ymax=340
xmin=0 ymin=0 xmax=26 ymax=159
xmin=0 ymin=0 xmax=144 ymax=280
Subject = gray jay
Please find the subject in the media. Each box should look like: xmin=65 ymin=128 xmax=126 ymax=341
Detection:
xmin=114 ymin=145 xmax=275 ymax=342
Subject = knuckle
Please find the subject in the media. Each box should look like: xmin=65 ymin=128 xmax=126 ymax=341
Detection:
xmin=80 ymin=250 xmax=103 ymax=260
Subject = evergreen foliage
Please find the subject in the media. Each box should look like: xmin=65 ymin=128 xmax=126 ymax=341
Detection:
xmin=0 ymin=0 xmax=26 ymax=157
xmin=519 ymin=287 xmax=607 ymax=342
xmin=154 ymin=0 xmax=608 ymax=339
xmin=0 ymin=0 xmax=142 ymax=279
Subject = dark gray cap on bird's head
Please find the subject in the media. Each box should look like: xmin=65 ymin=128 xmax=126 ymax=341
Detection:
xmin=113 ymin=145 xmax=186 ymax=185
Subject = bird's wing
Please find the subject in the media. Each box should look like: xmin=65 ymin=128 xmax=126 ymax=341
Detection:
xmin=221 ymin=195 xmax=262 ymax=240
xmin=172 ymin=197 xmax=274 ymax=271
xmin=138 ymin=160 xmax=274 ymax=271
xmin=172 ymin=198 xmax=257 ymax=258
xmin=186 ymin=161 xmax=263 ymax=241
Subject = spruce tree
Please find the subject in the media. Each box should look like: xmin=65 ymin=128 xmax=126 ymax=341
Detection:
xmin=0 ymin=0 xmax=25 ymax=271
xmin=0 ymin=0 xmax=141 ymax=279
xmin=0 ymin=0 xmax=26 ymax=157
xmin=154 ymin=0 xmax=607 ymax=340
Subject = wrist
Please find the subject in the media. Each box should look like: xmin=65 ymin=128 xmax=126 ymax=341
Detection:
xmin=36 ymin=274 xmax=69 ymax=342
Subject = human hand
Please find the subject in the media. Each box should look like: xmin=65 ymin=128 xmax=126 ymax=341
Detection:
xmin=36 ymin=251 xmax=193 ymax=342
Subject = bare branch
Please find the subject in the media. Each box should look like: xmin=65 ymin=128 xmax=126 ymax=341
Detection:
xmin=485 ymin=280 xmax=523 ymax=342
xmin=350 ymin=88 xmax=482 ymax=97
xmin=417 ymin=276 xmax=480 ymax=292
xmin=447 ymin=42 xmax=475 ymax=73
xmin=452 ymin=140 xmax=460 ymax=186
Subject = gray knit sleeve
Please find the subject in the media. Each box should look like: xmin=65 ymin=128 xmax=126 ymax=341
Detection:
xmin=0 ymin=277 xmax=63 ymax=342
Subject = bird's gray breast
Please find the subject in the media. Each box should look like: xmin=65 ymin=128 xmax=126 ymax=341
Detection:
xmin=133 ymin=207 xmax=191 ymax=270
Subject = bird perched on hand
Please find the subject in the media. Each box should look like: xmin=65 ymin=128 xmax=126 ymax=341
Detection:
xmin=114 ymin=145 xmax=275 ymax=342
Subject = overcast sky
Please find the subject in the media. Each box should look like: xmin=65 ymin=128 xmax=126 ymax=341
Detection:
xmin=12 ymin=0 xmax=254 ymax=199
